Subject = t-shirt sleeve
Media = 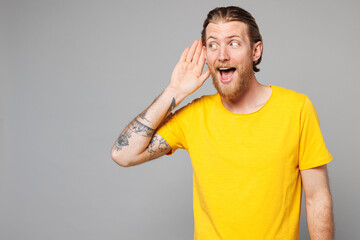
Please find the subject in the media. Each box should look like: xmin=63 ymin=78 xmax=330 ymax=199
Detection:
xmin=156 ymin=107 xmax=188 ymax=155
xmin=298 ymin=95 xmax=333 ymax=170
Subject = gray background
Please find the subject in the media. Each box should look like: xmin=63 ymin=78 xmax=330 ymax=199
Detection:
xmin=1 ymin=0 xmax=359 ymax=239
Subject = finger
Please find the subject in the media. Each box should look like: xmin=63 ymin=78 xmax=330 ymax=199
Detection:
xmin=186 ymin=40 xmax=198 ymax=62
xmin=192 ymin=40 xmax=202 ymax=63
xmin=196 ymin=48 xmax=207 ymax=74
xmin=197 ymin=46 xmax=206 ymax=66
xmin=179 ymin=47 xmax=190 ymax=62
xmin=198 ymin=69 xmax=210 ymax=84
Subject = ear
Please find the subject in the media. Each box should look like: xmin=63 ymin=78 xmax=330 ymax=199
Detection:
xmin=252 ymin=41 xmax=263 ymax=62
xmin=203 ymin=46 xmax=207 ymax=60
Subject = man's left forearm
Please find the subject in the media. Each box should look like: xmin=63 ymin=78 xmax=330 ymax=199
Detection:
xmin=305 ymin=193 xmax=334 ymax=240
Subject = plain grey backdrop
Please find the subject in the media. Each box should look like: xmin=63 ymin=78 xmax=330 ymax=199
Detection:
xmin=1 ymin=0 xmax=359 ymax=239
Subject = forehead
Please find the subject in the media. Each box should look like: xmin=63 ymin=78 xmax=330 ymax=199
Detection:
xmin=205 ymin=21 xmax=249 ymax=41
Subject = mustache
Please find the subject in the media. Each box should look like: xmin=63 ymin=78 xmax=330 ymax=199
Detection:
xmin=213 ymin=63 xmax=236 ymax=69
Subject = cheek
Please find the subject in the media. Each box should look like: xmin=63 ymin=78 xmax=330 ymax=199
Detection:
xmin=205 ymin=51 xmax=217 ymax=64
xmin=229 ymin=50 xmax=245 ymax=59
xmin=230 ymin=47 xmax=251 ymax=58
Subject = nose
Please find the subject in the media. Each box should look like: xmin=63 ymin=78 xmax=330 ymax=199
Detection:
xmin=218 ymin=45 xmax=230 ymax=62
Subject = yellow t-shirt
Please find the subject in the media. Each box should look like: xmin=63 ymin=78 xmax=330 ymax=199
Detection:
xmin=157 ymin=85 xmax=333 ymax=240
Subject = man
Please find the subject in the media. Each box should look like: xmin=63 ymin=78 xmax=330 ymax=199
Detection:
xmin=111 ymin=6 xmax=334 ymax=240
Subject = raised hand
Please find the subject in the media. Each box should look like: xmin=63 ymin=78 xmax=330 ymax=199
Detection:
xmin=168 ymin=40 xmax=210 ymax=99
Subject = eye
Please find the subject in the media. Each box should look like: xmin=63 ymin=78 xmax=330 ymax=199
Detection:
xmin=208 ymin=43 xmax=218 ymax=50
xmin=230 ymin=42 xmax=240 ymax=47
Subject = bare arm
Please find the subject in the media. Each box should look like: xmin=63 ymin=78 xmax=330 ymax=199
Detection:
xmin=300 ymin=164 xmax=334 ymax=240
xmin=111 ymin=40 xmax=210 ymax=167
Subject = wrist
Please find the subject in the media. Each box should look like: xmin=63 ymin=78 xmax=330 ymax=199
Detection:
xmin=164 ymin=86 xmax=187 ymax=106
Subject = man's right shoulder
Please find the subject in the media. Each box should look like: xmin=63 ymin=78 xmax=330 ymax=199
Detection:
xmin=170 ymin=93 xmax=217 ymax=123
xmin=185 ymin=93 xmax=218 ymax=108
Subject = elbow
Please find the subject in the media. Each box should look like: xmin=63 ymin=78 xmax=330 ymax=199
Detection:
xmin=306 ymin=191 xmax=333 ymax=207
xmin=111 ymin=149 xmax=132 ymax=167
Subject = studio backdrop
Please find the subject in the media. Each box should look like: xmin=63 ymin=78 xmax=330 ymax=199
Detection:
xmin=1 ymin=0 xmax=359 ymax=239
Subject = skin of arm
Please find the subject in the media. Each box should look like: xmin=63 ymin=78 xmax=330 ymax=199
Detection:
xmin=111 ymin=40 xmax=210 ymax=167
xmin=300 ymin=164 xmax=334 ymax=240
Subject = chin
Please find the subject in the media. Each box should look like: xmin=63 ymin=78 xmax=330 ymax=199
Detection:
xmin=212 ymin=77 xmax=250 ymax=100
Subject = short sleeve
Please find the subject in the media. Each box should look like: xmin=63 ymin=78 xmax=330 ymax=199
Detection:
xmin=156 ymin=107 xmax=188 ymax=155
xmin=298 ymin=96 xmax=333 ymax=170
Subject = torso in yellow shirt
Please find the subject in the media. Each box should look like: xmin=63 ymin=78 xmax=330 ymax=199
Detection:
xmin=157 ymin=85 xmax=332 ymax=240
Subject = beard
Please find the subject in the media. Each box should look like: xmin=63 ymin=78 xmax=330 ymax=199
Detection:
xmin=210 ymin=59 xmax=253 ymax=100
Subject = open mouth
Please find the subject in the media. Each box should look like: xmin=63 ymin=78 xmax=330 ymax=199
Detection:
xmin=218 ymin=67 xmax=236 ymax=83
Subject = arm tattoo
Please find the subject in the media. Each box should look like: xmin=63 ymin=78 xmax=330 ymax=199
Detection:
xmin=114 ymin=120 xmax=155 ymax=152
xmin=114 ymin=96 xmax=174 ymax=153
xmin=165 ymin=97 xmax=176 ymax=116
xmin=139 ymin=109 xmax=150 ymax=123
xmin=148 ymin=134 xmax=170 ymax=157
xmin=115 ymin=127 xmax=131 ymax=151
xmin=130 ymin=119 xmax=155 ymax=137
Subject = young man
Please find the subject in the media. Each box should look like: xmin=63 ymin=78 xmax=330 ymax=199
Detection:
xmin=111 ymin=6 xmax=334 ymax=240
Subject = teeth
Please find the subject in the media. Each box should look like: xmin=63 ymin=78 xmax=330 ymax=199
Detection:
xmin=219 ymin=68 xmax=231 ymax=70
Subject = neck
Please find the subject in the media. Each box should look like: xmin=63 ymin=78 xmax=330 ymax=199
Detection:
xmin=220 ymin=76 xmax=272 ymax=114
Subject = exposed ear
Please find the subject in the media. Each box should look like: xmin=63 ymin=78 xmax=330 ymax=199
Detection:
xmin=204 ymin=46 xmax=207 ymax=60
xmin=252 ymin=41 xmax=263 ymax=62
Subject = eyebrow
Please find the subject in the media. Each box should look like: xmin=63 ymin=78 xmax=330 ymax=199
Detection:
xmin=206 ymin=35 xmax=243 ymax=41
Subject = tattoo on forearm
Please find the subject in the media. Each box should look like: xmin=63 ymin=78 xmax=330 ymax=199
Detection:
xmin=139 ymin=109 xmax=150 ymax=123
xmin=114 ymin=96 xmax=174 ymax=153
xmin=148 ymin=134 xmax=170 ymax=156
xmin=114 ymin=119 xmax=155 ymax=152
xmin=130 ymin=119 xmax=155 ymax=137
xmin=165 ymin=97 xmax=176 ymax=116
xmin=115 ymin=127 xmax=131 ymax=151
